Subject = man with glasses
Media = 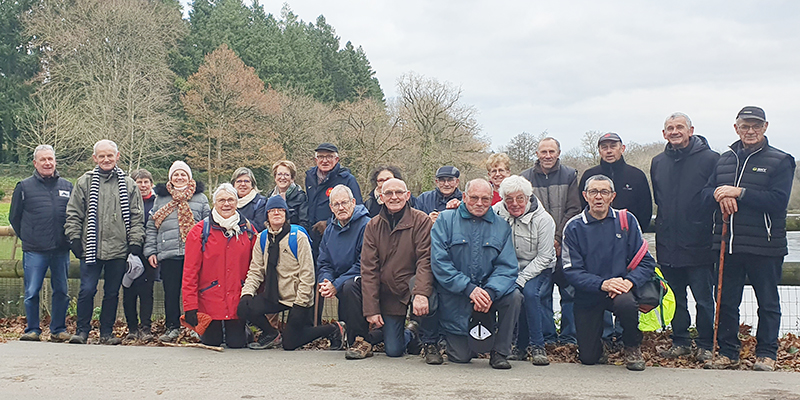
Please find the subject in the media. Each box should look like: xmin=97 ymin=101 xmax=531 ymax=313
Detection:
xmin=431 ymin=179 xmax=522 ymax=369
xmin=316 ymin=185 xmax=371 ymax=354
xmin=357 ymin=178 xmax=439 ymax=362
xmin=562 ymin=175 xmax=655 ymax=371
xmin=650 ymin=113 xmax=719 ymax=363
xmin=703 ymin=106 xmax=795 ymax=371
xmin=415 ymin=166 xmax=463 ymax=223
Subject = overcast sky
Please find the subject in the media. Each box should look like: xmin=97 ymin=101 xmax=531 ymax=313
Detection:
xmin=180 ymin=1 xmax=800 ymax=157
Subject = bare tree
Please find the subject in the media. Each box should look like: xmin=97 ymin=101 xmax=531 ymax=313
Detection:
xmin=501 ymin=130 xmax=548 ymax=173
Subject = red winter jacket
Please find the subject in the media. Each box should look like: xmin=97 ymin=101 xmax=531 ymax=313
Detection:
xmin=182 ymin=216 xmax=255 ymax=320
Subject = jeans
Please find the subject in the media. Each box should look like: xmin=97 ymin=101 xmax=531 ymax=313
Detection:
xmin=574 ymin=291 xmax=641 ymax=365
xmin=717 ymin=253 xmax=783 ymax=360
xmin=660 ymin=264 xmax=715 ymax=350
xmin=382 ymin=315 xmax=413 ymax=357
xmin=160 ymin=258 xmax=184 ymax=330
xmin=123 ymin=257 xmax=155 ymax=332
xmin=542 ymin=260 xmax=577 ymax=344
xmin=518 ymin=271 xmax=549 ymax=347
xmin=23 ymin=251 xmax=70 ymax=334
xmin=76 ymin=258 xmax=126 ymax=337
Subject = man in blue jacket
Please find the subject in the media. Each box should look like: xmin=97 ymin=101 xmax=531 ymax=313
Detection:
xmin=305 ymin=143 xmax=363 ymax=239
xmin=703 ymin=106 xmax=795 ymax=372
xmin=415 ymin=166 xmax=463 ymax=223
xmin=317 ymin=185 xmax=372 ymax=349
xmin=10 ymin=145 xmax=73 ymax=342
xmin=563 ymin=175 xmax=655 ymax=371
xmin=431 ymin=179 xmax=522 ymax=369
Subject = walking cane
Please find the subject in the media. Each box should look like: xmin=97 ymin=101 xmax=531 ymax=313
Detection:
xmin=711 ymin=213 xmax=730 ymax=362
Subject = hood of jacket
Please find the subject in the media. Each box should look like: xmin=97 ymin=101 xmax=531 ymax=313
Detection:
xmin=331 ymin=203 xmax=370 ymax=229
xmin=494 ymin=193 xmax=545 ymax=224
xmin=663 ymin=135 xmax=711 ymax=160
xmin=154 ymin=180 xmax=205 ymax=197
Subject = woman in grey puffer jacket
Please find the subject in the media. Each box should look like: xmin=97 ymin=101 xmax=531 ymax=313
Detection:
xmin=144 ymin=161 xmax=210 ymax=342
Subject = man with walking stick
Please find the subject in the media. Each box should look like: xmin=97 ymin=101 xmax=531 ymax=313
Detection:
xmin=703 ymin=106 xmax=795 ymax=371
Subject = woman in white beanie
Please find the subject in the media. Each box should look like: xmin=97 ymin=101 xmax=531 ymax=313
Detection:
xmin=144 ymin=160 xmax=210 ymax=342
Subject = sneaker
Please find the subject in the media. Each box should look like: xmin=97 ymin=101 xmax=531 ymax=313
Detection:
xmin=125 ymin=331 xmax=139 ymax=341
xmin=328 ymin=321 xmax=346 ymax=351
xmin=703 ymin=355 xmax=739 ymax=370
xmin=660 ymin=345 xmax=692 ymax=359
xmin=248 ymin=332 xmax=282 ymax=350
xmin=424 ymin=343 xmax=444 ymax=365
xmin=49 ymin=331 xmax=72 ymax=343
xmin=345 ymin=336 xmax=374 ymax=360
xmin=69 ymin=332 xmax=88 ymax=344
xmin=753 ymin=357 xmax=777 ymax=372
xmin=20 ymin=331 xmax=41 ymax=341
xmin=694 ymin=348 xmax=713 ymax=363
xmin=529 ymin=346 xmax=550 ymax=366
xmin=624 ymin=346 xmax=645 ymax=371
xmin=159 ymin=328 xmax=180 ymax=343
xmin=507 ymin=345 xmax=526 ymax=361
xmin=489 ymin=351 xmax=512 ymax=369
xmin=139 ymin=330 xmax=154 ymax=343
xmin=100 ymin=336 xmax=122 ymax=345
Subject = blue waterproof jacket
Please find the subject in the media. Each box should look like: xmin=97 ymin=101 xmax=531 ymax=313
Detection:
xmin=317 ymin=204 xmax=371 ymax=292
xmin=562 ymin=208 xmax=655 ymax=307
xmin=415 ymin=188 xmax=462 ymax=215
xmin=305 ymin=163 xmax=363 ymax=225
xmin=430 ymin=202 xmax=518 ymax=336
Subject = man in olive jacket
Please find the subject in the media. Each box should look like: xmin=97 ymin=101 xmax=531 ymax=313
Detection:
xmin=65 ymin=140 xmax=144 ymax=345
xmin=359 ymin=178 xmax=438 ymax=362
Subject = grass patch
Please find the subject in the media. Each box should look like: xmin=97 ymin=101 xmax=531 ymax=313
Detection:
xmin=0 ymin=202 xmax=10 ymax=226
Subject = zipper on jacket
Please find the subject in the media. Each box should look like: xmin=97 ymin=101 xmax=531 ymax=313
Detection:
xmin=764 ymin=213 xmax=772 ymax=242
xmin=199 ymin=280 xmax=219 ymax=293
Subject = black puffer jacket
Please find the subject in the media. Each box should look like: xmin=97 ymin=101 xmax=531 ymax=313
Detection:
xmin=650 ymin=135 xmax=719 ymax=267
xmin=579 ymin=156 xmax=652 ymax=231
xmin=9 ymin=170 xmax=73 ymax=252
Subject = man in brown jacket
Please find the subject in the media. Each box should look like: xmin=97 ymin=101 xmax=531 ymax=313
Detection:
xmin=355 ymin=178 xmax=441 ymax=364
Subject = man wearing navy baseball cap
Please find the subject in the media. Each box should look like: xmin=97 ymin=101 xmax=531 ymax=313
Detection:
xmin=415 ymin=166 xmax=463 ymax=223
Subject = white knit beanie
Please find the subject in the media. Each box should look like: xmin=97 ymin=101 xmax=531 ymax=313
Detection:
xmin=169 ymin=160 xmax=192 ymax=180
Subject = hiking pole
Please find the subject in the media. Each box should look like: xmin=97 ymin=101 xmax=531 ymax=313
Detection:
xmin=711 ymin=213 xmax=729 ymax=362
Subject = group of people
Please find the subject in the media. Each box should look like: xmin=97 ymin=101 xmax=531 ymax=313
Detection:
xmin=10 ymin=106 xmax=794 ymax=372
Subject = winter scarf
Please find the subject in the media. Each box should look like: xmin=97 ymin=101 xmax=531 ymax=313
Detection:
xmin=212 ymin=208 xmax=241 ymax=238
xmin=152 ymin=180 xmax=197 ymax=243
xmin=85 ymin=166 xmax=131 ymax=264
xmin=237 ymin=188 xmax=259 ymax=209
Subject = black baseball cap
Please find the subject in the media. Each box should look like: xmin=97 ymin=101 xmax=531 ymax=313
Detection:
xmin=597 ymin=132 xmax=622 ymax=146
xmin=435 ymin=166 xmax=460 ymax=179
xmin=737 ymin=106 xmax=766 ymax=122
xmin=315 ymin=143 xmax=339 ymax=153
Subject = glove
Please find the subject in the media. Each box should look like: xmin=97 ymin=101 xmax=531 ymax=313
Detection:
xmin=238 ymin=295 xmax=253 ymax=319
xmin=70 ymin=240 xmax=84 ymax=259
xmin=312 ymin=220 xmax=328 ymax=236
xmin=184 ymin=310 xmax=198 ymax=327
xmin=128 ymin=244 xmax=142 ymax=256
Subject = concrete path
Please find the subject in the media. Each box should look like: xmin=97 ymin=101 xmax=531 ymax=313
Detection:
xmin=1 ymin=341 xmax=799 ymax=399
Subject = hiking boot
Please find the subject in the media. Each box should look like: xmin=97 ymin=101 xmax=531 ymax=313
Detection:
xmin=139 ymin=330 xmax=155 ymax=343
xmin=345 ymin=336 xmax=374 ymax=360
xmin=529 ymin=345 xmax=550 ymax=366
xmin=507 ymin=345 xmax=526 ymax=361
xmin=125 ymin=331 xmax=139 ymax=341
xmin=424 ymin=343 xmax=444 ymax=365
xmin=490 ymin=351 xmax=512 ymax=369
xmin=660 ymin=345 xmax=691 ymax=359
xmin=405 ymin=320 xmax=422 ymax=355
xmin=753 ymin=357 xmax=777 ymax=372
xmin=624 ymin=346 xmax=645 ymax=371
xmin=49 ymin=331 xmax=72 ymax=343
xmin=69 ymin=332 xmax=88 ymax=344
xmin=248 ymin=332 xmax=281 ymax=350
xmin=328 ymin=321 xmax=346 ymax=350
xmin=694 ymin=348 xmax=713 ymax=363
xmin=703 ymin=355 xmax=739 ymax=370
xmin=19 ymin=331 xmax=41 ymax=341
xmin=159 ymin=328 xmax=180 ymax=343
xmin=100 ymin=335 xmax=122 ymax=345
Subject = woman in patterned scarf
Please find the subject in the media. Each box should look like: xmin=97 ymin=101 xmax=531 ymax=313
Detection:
xmin=144 ymin=161 xmax=210 ymax=343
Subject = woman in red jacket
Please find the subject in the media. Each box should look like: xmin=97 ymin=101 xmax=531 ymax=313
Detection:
xmin=182 ymin=183 xmax=256 ymax=348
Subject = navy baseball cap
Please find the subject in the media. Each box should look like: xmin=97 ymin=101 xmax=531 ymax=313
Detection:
xmin=597 ymin=132 xmax=622 ymax=146
xmin=737 ymin=106 xmax=766 ymax=122
xmin=435 ymin=166 xmax=460 ymax=179
xmin=315 ymin=143 xmax=339 ymax=153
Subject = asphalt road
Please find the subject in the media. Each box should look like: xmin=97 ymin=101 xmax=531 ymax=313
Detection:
xmin=1 ymin=341 xmax=799 ymax=399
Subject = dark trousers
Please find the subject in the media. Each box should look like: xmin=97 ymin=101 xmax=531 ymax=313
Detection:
xmin=718 ymin=253 xmax=783 ymax=360
xmin=338 ymin=278 xmax=381 ymax=347
xmin=241 ymin=291 xmax=336 ymax=351
xmin=445 ymin=290 xmax=523 ymax=363
xmin=202 ymin=319 xmax=247 ymax=348
xmin=574 ymin=291 xmax=641 ymax=365
xmin=123 ymin=258 xmax=155 ymax=332
xmin=160 ymin=257 xmax=184 ymax=330
xmin=660 ymin=264 xmax=715 ymax=350
xmin=77 ymin=258 xmax=126 ymax=337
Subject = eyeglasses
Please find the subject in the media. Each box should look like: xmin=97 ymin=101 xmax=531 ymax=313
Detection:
xmin=586 ymin=189 xmax=613 ymax=197
xmin=467 ymin=195 xmax=493 ymax=204
xmin=275 ymin=173 xmax=291 ymax=179
xmin=737 ymin=122 xmax=765 ymax=133
xmin=235 ymin=179 xmax=251 ymax=185
xmin=330 ymin=200 xmax=352 ymax=209
xmin=505 ymin=195 xmax=528 ymax=205
xmin=316 ymin=155 xmax=337 ymax=161
xmin=381 ymin=189 xmax=407 ymax=198
xmin=268 ymin=208 xmax=285 ymax=214
xmin=436 ymin=177 xmax=456 ymax=184
xmin=215 ymin=198 xmax=237 ymax=205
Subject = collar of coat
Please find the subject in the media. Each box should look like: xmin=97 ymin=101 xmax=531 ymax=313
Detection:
xmin=378 ymin=203 xmax=415 ymax=231
xmin=457 ymin=201 xmax=496 ymax=223
xmin=581 ymin=207 xmax=620 ymax=224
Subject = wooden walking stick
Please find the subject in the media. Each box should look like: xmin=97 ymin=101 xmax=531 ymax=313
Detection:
xmin=711 ymin=214 xmax=730 ymax=362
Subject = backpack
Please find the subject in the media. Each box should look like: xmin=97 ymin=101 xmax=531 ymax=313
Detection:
xmin=200 ymin=217 xmax=255 ymax=252
xmin=618 ymin=209 xmax=676 ymax=331
xmin=260 ymin=224 xmax=311 ymax=259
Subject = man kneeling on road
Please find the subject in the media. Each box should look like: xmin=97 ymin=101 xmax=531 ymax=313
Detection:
xmin=562 ymin=175 xmax=655 ymax=371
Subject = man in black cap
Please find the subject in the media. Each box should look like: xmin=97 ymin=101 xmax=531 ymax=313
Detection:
xmin=415 ymin=166 xmax=463 ymax=223
xmin=703 ymin=106 xmax=795 ymax=371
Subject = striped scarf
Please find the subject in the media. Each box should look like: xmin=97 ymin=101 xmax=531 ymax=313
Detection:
xmin=85 ymin=166 xmax=131 ymax=264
